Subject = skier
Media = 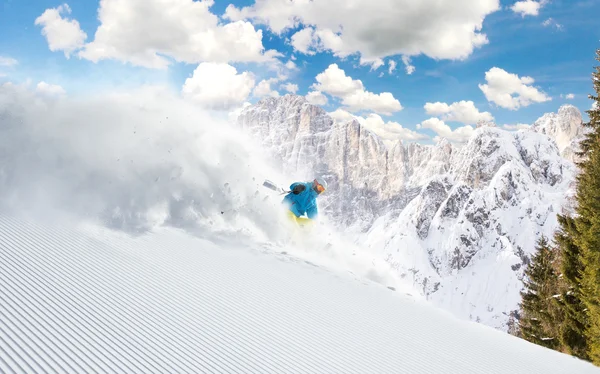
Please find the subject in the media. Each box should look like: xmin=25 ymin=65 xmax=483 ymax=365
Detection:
xmin=281 ymin=177 xmax=327 ymax=227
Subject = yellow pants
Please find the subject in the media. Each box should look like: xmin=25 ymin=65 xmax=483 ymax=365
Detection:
xmin=286 ymin=210 xmax=314 ymax=228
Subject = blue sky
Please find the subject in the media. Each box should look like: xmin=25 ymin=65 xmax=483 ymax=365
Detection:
xmin=1 ymin=0 xmax=599 ymax=143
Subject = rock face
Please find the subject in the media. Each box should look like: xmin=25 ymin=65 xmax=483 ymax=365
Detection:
xmin=235 ymin=95 xmax=583 ymax=331
xmin=236 ymin=95 xmax=454 ymax=230
xmin=529 ymin=104 xmax=586 ymax=162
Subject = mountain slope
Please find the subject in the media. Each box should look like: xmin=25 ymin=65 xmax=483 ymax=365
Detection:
xmin=362 ymin=127 xmax=576 ymax=329
xmin=1 ymin=211 xmax=599 ymax=374
xmin=235 ymin=95 xmax=582 ymax=330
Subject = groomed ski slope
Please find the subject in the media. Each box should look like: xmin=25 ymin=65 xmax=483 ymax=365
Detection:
xmin=1 ymin=212 xmax=598 ymax=374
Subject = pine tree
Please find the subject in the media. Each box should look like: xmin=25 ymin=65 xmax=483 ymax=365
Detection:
xmin=552 ymin=214 xmax=589 ymax=359
xmin=518 ymin=235 xmax=562 ymax=350
xmin=574 ymin=48 xmax=600 ymax=364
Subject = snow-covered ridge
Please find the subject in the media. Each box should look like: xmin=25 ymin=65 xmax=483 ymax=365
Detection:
xmin=529 ymin=104 xmax=587 ymax=162
xmin=235 ymin=95 xmax=583 ymax=330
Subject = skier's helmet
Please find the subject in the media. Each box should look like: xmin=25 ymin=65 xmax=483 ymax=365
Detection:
xmin=313 ymin=176 xmax=327 ymax=194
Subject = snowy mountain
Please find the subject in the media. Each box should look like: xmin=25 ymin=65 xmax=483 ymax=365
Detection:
xmin=234 ymin=95 xmax=583 ymax=331
xmin=236 ymin=95 xmax=455 ymax=231
xmin=529 ymin=104 xmax=587 ymax=163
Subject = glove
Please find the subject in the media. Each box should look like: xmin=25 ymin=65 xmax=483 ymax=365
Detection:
xmin=292 ymin=184 xmax=306 ymax=195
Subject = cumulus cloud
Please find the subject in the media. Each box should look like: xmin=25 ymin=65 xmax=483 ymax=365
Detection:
xmin=503 ymin=123 xmax=530 ymax=131
xmin=478 ymin=67 xmax=551 ymax=110
xmin=290 ymin=27 xmax=316 ymax=55
xmin=328 ymin=108 xmax=357 ymax=124
xmin=34 ymin=4 xmax=87 ymax=58
xmin=560 ymin=93 xmax=575 ymax=100
xmin=358 ymin=113 xmax=428 ymax=142
xmin=36 ymin=82 xmax=66 ymax=96
xmin=328 ymin=109 xmax=427 ymax=142
xmin=424 ymin=100 xmax=494 ymax=125
xmin=312 ymin=64 xmax=402 ymax=115
xmin=75 ymin=0 xmax=279 ymax=69
xmin=0 ymin=57 xmax=18 ymax=67
xmin=511 ymin=0 xmax=546 ymax=17
xmin=253 ymin=78 xmax=280 ymax=98
xmin=312 ymin=64 xmax=363 ymax=97
xmin=225 ymin=0 xmax=499 ymax=62
xmin=418 ymin=117 xmax=474 ymax=143
xmin=306 ymin=91 xmax=328 ymax=106
xmin=181 ymin=63 xmax=255 ymax=110
xmin=281 ymin=83 xmax=299 ymax=94
xmin=289 ymin=27 xmax=350 ymax=60
xmin=285 ymin=60 xmax=298 ymax=70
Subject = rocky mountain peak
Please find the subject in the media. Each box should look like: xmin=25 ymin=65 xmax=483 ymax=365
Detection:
xmin=529 ymin=104 xmax=585 ymax=161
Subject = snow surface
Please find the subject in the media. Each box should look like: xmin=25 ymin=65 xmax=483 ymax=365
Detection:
xmin=1 ymin=211 xmax=599 ymax=374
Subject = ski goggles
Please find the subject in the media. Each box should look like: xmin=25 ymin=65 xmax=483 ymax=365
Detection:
xmin=313 ymin=180 xmax=326 ymax=194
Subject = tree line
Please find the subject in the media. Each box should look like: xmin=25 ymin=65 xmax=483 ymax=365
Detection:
xmin=516 ymin=48 xmax=600 ymax=366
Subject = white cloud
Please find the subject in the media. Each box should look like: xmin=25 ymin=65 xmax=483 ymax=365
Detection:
xmin=358 ymin=113 xmax=428 ymax=142
xmin=78 ymin=0 xmax=279 ymax=69
xmin=478 ymin=67 xmax=551 ymax=110
xmin=289 ymin=27 xmax=351 ymax=60
xmin=361 ymin=57 xmax=385 ymax=71
xmin=401 ymin=56 xmax=415 ymax=75
xmin=306 ymin=91 xmax=328 ymax=106
xmin=424 ymin=100 xmax=494 ymax=125
xmin=290 ymin=27 xmax=317 ymax=55
xmin=342 ymin=91 xmax=402 ymax=116
xmin=312 ymin=64 xmax=363 ymax=97
xmin=388 ymin=60 xmax=397 ymax=75
xmin=312 ymin=64 xmax=402 ymax=115
xmin=181 ymin=63 xmax=255 ymax=110
xmin=0 ymin=57 xmax=18 ymax=67
xmin=285 ymin=60 xmax=298 ymax=70
xmin=225 ymin=0 xmax=499 ymax=62
xmin=560 ymin=93 xmax=575 ymax=100
xmin=282 ymin=83 xmax=299 ymax=94
xmin=328 ymin=108 xmax=357 ymax=124
xmin=34 ymin=4 xmax=87 ymax=58
xmin=542 ymin=18 xmax=563 ymax=30
xmin=36 ymin=82 xmax=66 ymax=96
xmin=419 ymin=117 xmax=474 ymax=143
xmin=328 ymin=109 xmax=427 ymax=142
xmin=511 ymin=0 xmax=546 ymax=17
xmin=253 ymin=78 xmax=280 ymax=98
xmin=502 ymin=123 xmax=530 ymax=131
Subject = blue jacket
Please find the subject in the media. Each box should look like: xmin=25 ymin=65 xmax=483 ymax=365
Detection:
xmin=281 ymin=182 xmax=319 ymax=219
